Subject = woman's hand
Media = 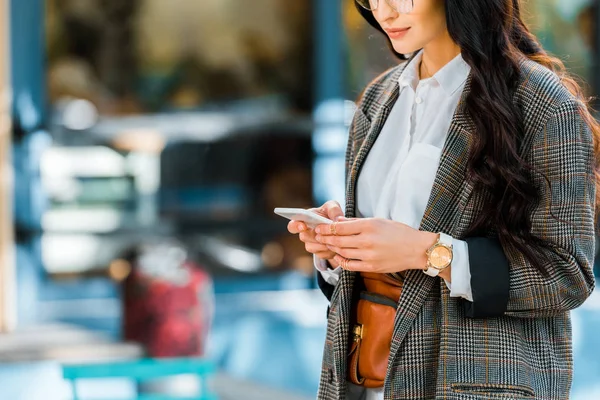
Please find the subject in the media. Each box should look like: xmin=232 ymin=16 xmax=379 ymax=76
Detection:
xmin=287 ymin=200 xmax=345 ymax=265
xmin=314 ymin=218 xmax=438 ymax=274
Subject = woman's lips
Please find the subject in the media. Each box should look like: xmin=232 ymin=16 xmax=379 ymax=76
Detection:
xmin=385 ymin=27 xmax=410 ymax=39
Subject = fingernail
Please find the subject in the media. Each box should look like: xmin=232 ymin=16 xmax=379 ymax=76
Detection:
xmin=315 ymin=235 xmax=322 ymax=242
xmin=315 ymin=227 xmax=321 ymax=234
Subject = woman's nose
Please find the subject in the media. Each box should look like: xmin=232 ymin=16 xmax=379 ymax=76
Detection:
xmin=372 ymin=0 xmax=398 ymax=23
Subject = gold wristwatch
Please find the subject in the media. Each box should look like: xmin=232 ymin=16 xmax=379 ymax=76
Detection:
xmin=424 ymin=232 xmax=453 ymax=277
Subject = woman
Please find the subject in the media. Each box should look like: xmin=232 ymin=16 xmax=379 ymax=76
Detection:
xmin=288 ymin=0 xmax=599 ymax=399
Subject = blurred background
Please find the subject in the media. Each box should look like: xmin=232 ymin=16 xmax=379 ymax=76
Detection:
xmin=0 ymin=0 xmax=598 ymax=399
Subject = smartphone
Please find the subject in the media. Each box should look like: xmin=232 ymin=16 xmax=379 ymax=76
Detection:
xmin=274 ymin=207 xmax=333 ymax=229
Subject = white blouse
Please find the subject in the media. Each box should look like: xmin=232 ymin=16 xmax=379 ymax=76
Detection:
xmin=315 ymin=51 xmax=474 ymax=399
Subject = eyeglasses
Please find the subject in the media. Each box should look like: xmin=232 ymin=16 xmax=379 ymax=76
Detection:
xmin=355 ymin=0 xmax=414 ymax=14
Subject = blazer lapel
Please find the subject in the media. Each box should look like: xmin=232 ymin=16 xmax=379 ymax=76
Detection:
xmin=345 ymin=54 xmax=418 ymax=219
xmin=331 ymin=56 xmax=418 ymax=393
xmin=387 ymin=75 xmax=476 ymax=371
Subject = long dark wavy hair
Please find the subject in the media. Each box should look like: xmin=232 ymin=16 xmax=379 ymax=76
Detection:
xmin=356 ymin=0 xmax=600 ymax=275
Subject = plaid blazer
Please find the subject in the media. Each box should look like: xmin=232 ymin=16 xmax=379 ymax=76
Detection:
xmin=317 ymin=56 xmax=596 ymax=400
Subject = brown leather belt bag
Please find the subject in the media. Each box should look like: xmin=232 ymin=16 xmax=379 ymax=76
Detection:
xmin=347 ymin=272 xmax=403 ymax=388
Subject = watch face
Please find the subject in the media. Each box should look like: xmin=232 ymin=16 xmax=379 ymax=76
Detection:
xmin=430 ymin=246 xmax=452 ymax=269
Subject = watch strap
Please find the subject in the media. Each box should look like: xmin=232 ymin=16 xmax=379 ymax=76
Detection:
xmin=438 ymin=232 xmax=453 ymax=247
xmin=424 ymin=266 xmax=440 ymax=277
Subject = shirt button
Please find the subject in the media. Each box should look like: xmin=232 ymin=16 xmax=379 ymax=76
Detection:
xmin=415 ymin=97 xmax=423 ymax=104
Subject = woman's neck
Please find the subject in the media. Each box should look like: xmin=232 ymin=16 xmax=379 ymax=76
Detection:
xmin=419 ymin=32 xmax=461 ymax=79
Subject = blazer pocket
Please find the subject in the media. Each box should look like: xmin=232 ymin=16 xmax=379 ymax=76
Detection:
xmin=451 ymin=383 xmax=535 ymax=399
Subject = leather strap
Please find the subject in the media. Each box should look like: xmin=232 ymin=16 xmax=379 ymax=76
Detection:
xmin=348 ymin=337 xmax=365 ymax=385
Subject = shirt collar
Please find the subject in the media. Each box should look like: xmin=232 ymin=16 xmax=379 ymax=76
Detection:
xmin=398 ymin=50 xmax=471 ymax=96
xmin=398 ymin=52 xmax=422 ymax=90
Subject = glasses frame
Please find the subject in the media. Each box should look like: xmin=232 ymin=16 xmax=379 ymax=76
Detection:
xmin=355 ymin=0 xmax=415 ymax=14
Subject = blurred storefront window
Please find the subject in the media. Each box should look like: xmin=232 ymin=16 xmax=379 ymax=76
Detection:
xmin=522 ymin=0 xmax=594 ymax=94
xmin=37 ymin=0 xmax=316 ymax=284
xmin=46 ymin=0 xmax=313 ymax=115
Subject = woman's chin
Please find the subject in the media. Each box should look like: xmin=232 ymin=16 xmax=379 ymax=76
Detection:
xmin=391 ymin=41 xmax=419 ymax=56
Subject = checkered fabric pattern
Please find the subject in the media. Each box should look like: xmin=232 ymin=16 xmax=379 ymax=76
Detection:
xmin=317 ymin=55 xmax=596 ymax=400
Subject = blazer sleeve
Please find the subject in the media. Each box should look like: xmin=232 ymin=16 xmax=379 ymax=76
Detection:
xmin=463 ymin=99 xmax=596 ymax=319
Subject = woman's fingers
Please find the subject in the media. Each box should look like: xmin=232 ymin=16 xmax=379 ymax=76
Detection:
xmin=299 ymin=229 xmax=319 ymax=243
xmin=327 ymin=246 xmax=367 ymax=261
xmin=316 ymin=251 xmax=336 ymax=260
xmin=323 ymin=200 xmax=345 ymax=221
xmin=290 ymin=200 xmax=344 ymax=235
xmin=305 ymin=242 xmax=336 ymax=260
xmin=287 ymin=220 xmax=307 ymax=234
xmin=287 ymin=200 xmax=348 ymax=260
xmin=285 ymin=201 xmax=345 ymax=262
xmin=315 ymin=233 xmax=363 ymax=249
xmin=312 ymin=200 xmax=344 ymax=222
xmin=298 ymin=229 xmax=337 ymax=260
xmin=316 ymin=219 xmax=368 ymax=236
xmin=334 ymin=256 xmax=370 ymax=272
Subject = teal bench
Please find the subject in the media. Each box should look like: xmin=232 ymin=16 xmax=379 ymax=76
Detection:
xmin=62 ymin=358 xmax=217 ymax=400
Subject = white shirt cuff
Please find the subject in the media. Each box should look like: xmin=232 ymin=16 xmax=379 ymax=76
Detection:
xmin=443 ymin=238 xmax=473 ymax=302
xmin=313 ymin=255 xmax=343 ymax=286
